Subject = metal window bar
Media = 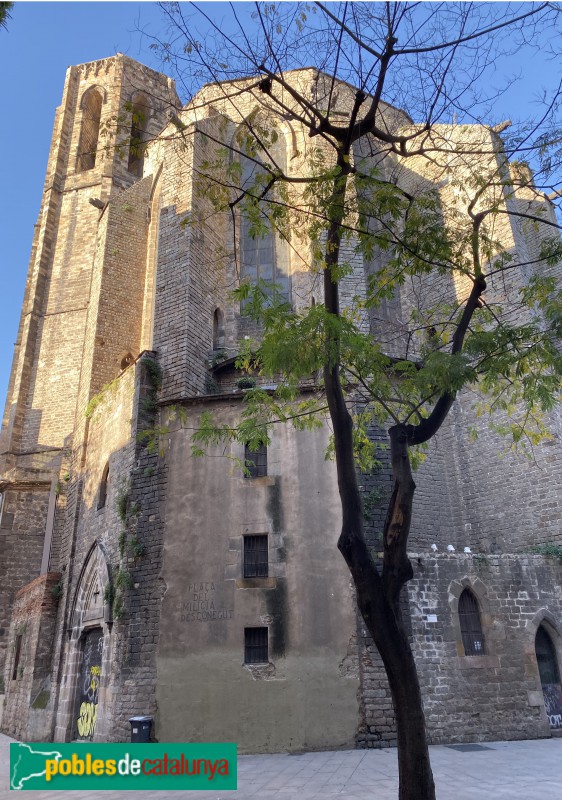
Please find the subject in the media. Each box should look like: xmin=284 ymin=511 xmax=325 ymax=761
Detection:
xmin=244 ymin=444 xmax=267 ymax=478
xmin=244 ymin=627 xmax=268 ymax=664
xmin=459 ymin=590 xmax=485 ymax=656
xmin=244 ymin=535 xmax=268 ymax=578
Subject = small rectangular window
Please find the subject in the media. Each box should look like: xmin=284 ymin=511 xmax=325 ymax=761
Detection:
xmin=244 ymin=535 xmax=268 ymax=578
xmin=12 ymin=634 xmax=23 ymax=680
xmin=244 ymin=627 xmax=268 ymax=664
xmin=244 ymin=444 xmax=267 ymax=478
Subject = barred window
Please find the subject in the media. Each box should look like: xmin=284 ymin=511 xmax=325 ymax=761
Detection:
xmin=459 ymin=589 xmax=485 ymax=656
xmin=244 ymin=443 xmax=267 ymax=478
xmin=77 ymin=88 xmax=103 ymax=173
xmin=244 ymin=535 xmax=268 ymax=578
xmin=244 ymin=627 xmax=268 ymax=664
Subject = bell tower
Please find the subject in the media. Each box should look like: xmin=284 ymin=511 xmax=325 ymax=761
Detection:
xmin=0 ymin=54 xmax=178 ymax=681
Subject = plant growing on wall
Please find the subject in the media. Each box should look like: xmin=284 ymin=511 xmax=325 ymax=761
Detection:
xmin=50 ymin=579 xmax=64 ymax=601
xmin=106 ymin=568 xmax=135 ymax=621
xmin=153 ymin=4 xmax=562 ymax=798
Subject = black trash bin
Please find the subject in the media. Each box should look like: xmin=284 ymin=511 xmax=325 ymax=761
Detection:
xmin=129 ymin=715 xmax=153 ymax=743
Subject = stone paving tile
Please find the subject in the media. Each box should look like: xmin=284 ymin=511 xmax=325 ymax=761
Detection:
xmin=1 ymin=734 xmax=561 ymax=800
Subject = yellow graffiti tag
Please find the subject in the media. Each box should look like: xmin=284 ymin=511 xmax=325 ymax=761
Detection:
xmin=76 ymin=701 xmax=97 ymax=737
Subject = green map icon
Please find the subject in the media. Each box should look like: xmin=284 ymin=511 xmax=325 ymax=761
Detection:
xmin=10 ymin=743 xmax=65 ymax=790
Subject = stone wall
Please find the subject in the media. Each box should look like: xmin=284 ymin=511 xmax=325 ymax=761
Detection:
xmin=408 ymin=553 xmax=562 ymax=743
xmin=440 ymin=398 xmax=562 ymax=554
xmin=51 ymin=359 xmax=139 ymax=742
xmin=90 ymin=353 xmax=168 ymax=742
xmin=2 ymin=573 xmax=62 ymax=741
xmin=0 ymin=486 xmax=50 ymax=680
xmin=0 ymin=55 xmax=179 ymax=738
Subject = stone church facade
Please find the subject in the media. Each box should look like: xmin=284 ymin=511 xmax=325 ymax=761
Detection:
xmin=1 ymin=54 xmax=562 ymax=750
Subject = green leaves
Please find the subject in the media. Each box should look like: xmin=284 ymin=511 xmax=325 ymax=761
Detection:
xmin=177 ymin=93 xmax=562 ymax=460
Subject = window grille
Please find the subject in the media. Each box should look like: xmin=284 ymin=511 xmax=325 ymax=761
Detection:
xmin=244 ymin=443 xmax=267 ymax=478
xmin=244 ymin=535 xmax=268 ymax=578
xmin=459 ymin=589 xmax=485 ymax=655
xmin=244 ymin=627 xmax=268 ymax=664
xmin=536 ymin=626 xmax=560 ymax=685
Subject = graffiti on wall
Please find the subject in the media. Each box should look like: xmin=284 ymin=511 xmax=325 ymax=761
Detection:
xmin=74 ymin=629 xmax=103 ymax=740
xmin=542 ymin=683 xmax=562 ymax=729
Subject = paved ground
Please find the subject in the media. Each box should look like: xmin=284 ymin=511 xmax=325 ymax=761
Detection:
xmin=1 ymin=733 xmax=561 ymax=799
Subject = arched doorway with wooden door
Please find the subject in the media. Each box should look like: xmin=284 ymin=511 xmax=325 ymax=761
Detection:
xmin=535 ymin=623 xmax=562 ymax=730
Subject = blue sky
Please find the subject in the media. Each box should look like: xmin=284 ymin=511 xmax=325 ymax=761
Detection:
xmin=0 ymin=2 xmax=561 ymax=410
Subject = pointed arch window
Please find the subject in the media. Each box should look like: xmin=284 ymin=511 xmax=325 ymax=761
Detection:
xmin=238 ymin=124 xmax=289 ymax=302
xmin=128 ymin=94 xmax=151 ymax=177
xmin=536 ymin=625 xmax=560 ymax=686
xmin=97 ymin=462 xmax=109 ymax=510
xmin=77 ymin=88 xmax=103 ymax=173
xmin=458 ymin=589 xmax=485 ymax=656
xmin=213 ymin=308 xmax=225 ymax=350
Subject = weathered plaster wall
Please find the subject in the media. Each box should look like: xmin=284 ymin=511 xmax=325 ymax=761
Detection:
xmin=156 ymin=401 xmax=360 ymax=753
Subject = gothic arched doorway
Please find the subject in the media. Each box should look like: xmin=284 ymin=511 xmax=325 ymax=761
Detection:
xmin=535 ymin=625 xmax=562 ymax=729
xmin=72 ymin=628 xmax=103 ymax=740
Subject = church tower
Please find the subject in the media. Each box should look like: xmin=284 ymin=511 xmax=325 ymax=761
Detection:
xmin=0 ymin=55 xmax=178 ymax=722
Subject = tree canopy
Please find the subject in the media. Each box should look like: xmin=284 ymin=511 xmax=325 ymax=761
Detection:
xmin=0 ymin=2 xmax=13 ymax=31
